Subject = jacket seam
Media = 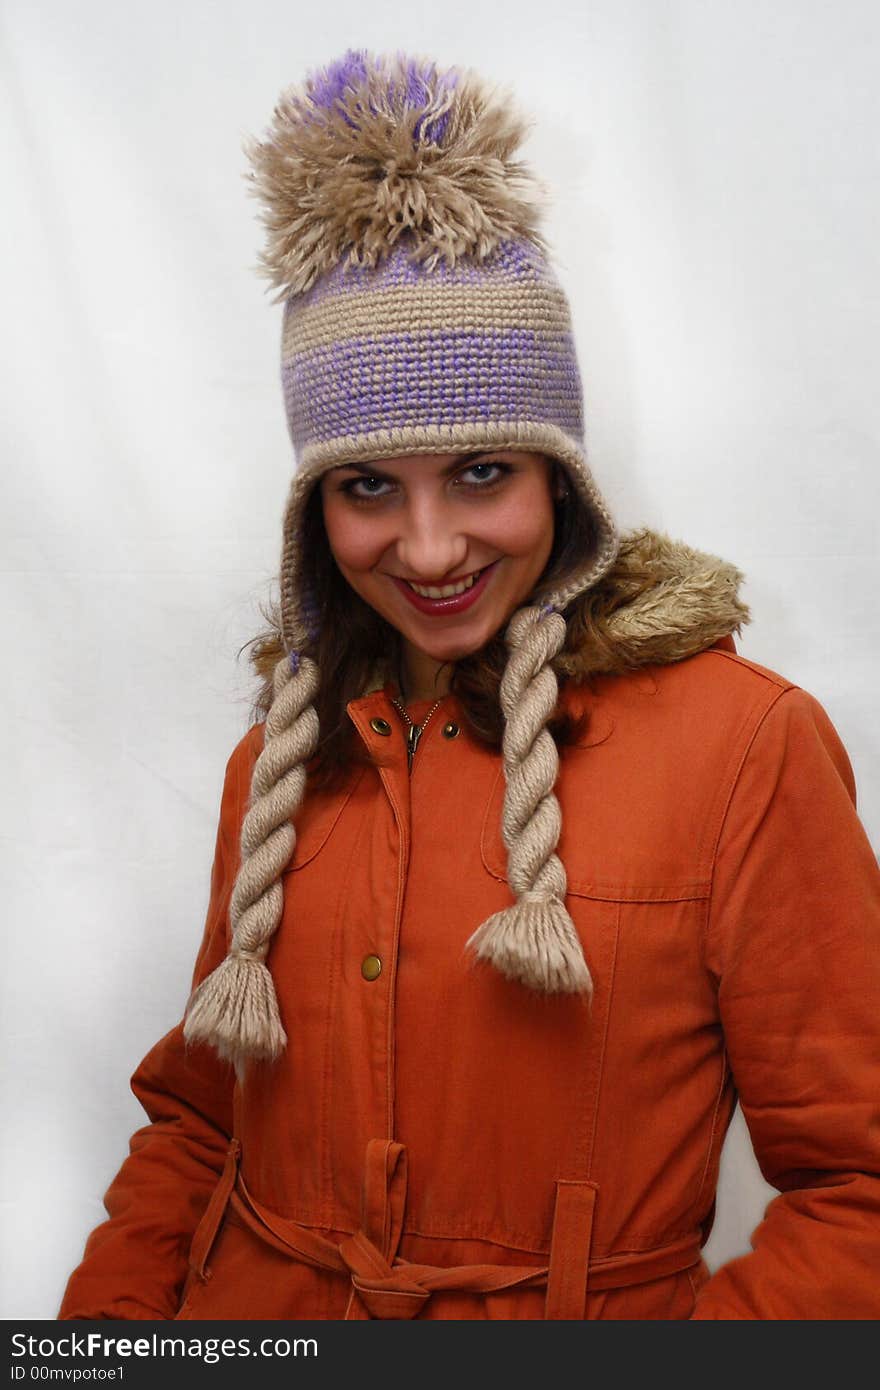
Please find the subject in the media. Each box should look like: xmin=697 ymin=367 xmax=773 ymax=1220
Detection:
xmin=399 ymin=1222 xmax=550 ymax=1255
xmin=379 ymin=767 xmax=409 ymax=1141
xmin=584 ymin=901 xmax=620 ymax=1179
xmin=701 ymin=648 xmax=791 ymax=687
xmin=570 ymin=886 xmax=710 ymax=903
xmin=318 ymin=799 xmax=364 ymax=1232
xmin=691 ymin=1046 xmax=730 ymax=1217
xmin=700 ymin=684 xmax=797 ymax=971
xmin=281 ymin=768 xmax=366 ymax=871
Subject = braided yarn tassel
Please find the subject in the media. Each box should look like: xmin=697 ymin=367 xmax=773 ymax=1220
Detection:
xmin=466 ymin=606 xmax=592 ymax=997
xmin=184 ymin=650 xmax=320 ymax=1066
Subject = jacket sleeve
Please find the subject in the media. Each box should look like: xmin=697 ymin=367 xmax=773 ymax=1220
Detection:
xmin=58 ymin=727 xmax=259 ymax=1321
xmin=691 ymin=686 xmax=880 ymax=1319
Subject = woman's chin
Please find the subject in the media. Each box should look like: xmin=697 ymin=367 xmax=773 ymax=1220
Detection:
xmin=400 ymin=624 xmax=502 ymax=666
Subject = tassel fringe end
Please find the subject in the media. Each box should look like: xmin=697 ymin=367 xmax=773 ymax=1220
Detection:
xmin=466 ymin=898 xmax=593 ymax=996
xmin=184 ymin=955 xmax=287 ymax=1067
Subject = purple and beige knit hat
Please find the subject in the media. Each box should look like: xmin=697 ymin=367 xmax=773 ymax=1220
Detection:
xmin=184 ymin=50 xmax=620 ymax=1068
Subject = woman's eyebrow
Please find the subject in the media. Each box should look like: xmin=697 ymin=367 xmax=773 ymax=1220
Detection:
xmin=335 ymin=452 xmax=493 ymax=479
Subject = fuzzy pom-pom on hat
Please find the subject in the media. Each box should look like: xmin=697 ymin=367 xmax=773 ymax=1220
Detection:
xmin=244 ymin=49 xmax=549 ymax=300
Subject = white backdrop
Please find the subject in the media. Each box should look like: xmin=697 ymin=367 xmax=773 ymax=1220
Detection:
xmin=2 ymin=0 xmax=878 ymax=1319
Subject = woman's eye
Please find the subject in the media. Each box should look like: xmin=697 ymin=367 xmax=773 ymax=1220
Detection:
xmin=458 ymin=461 xmax=510 ymax=488
xmin=342 ymin=475 xmax=393 ymax=501
xmin=338 ymin=460 xmax=510 ymax=503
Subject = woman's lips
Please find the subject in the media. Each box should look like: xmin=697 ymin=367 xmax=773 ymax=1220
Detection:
xmin=390 ymin=561 xmax=500 ymax=616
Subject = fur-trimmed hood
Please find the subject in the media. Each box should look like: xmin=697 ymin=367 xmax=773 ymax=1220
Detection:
xmin=555 ymin=527 xmax=749 ymax=679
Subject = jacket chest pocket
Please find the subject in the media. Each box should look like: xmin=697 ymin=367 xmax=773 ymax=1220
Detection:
xmin=282 ymin=768 xmax=366 ymax=871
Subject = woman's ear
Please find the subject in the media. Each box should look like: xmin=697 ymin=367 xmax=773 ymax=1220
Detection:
xmin=551 ymin=460 xmax=570 ymax=503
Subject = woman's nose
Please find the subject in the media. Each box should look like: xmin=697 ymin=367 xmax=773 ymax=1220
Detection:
xmin=394 ymin=499 xmax=468 ymax=581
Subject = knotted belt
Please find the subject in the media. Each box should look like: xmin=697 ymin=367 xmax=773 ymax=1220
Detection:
xmin=189 ymin=1137 xmax=703 ymax=1319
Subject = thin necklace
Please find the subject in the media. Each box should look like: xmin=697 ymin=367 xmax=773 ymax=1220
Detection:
xmin=389 ymin=694 xmax=444 ymax=771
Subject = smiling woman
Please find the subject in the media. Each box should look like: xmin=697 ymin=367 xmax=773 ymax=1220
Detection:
xmin=320 ymin=450 xmax=559 ymax=699
xmin=58 ymin=48 xmax=880 ymax=1322
xmin=264 ymin=441 xmax=597 ymax=794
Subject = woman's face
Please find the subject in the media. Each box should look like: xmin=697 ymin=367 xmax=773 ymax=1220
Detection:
xmin=320 ymin=449 xmax=558 ymax=674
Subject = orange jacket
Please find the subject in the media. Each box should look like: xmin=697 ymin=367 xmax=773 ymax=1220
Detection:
xmin=59 ymin=537 xmax=880 ymax=1320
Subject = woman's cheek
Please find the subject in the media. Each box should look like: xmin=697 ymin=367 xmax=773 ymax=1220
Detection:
xmin=323 ymin=506 xmax=388 ymax=570
xmin=488 ymin=508 xmax=554 ymax=561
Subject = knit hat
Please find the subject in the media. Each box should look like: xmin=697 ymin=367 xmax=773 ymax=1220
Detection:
xmin=184 ymin=50 xmax=620 ymax=1067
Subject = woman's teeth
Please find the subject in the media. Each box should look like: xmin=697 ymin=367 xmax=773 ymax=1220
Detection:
xmin=406 ymin=569 xmax=482 ymax=599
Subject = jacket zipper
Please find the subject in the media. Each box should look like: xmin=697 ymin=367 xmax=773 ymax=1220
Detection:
xmin=389 ymin=696 xmax=444 ymax=772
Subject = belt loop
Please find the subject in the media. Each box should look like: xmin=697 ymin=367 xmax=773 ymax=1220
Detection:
xmin=361 ymin=1139 xmax=407 ymax=1264
xmin=190 ymin=1137 xmax=241 ymax=1280
xmin=545 ymin=1180 xmax=598 ymax=1319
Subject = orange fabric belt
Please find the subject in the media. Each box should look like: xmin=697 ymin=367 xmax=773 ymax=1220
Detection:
xmin=190 ymin=1137 xmax=703 ymax=1320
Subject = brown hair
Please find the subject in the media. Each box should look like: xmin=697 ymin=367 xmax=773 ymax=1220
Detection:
xmin=245 ymin=461 xmax=603 ymax=793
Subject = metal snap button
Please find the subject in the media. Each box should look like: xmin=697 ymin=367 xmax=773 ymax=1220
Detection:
xmin=441 ymin=721 xmax=460 ymax=739
xmin=361 ymin=954 xmax=382 ymax=981
xmin=369 ymin=718 xmax=392 ymax=736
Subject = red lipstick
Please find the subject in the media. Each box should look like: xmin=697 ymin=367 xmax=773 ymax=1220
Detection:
xmin=390 ymin=561 xmax=499 ymax=616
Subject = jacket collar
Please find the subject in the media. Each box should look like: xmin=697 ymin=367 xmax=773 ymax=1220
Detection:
xmin=555 ymin=526 xmax=749 ymax=679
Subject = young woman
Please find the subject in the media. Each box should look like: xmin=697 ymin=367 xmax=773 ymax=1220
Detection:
xmin=60 ymin=50 xmax=880 ymax=1321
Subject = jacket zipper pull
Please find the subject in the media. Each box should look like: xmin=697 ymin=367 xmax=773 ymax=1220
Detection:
xmin=390 ymin=694 xmax=444 ymax=772
xmin=406 ymin=723 xmax=421 ymax=770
